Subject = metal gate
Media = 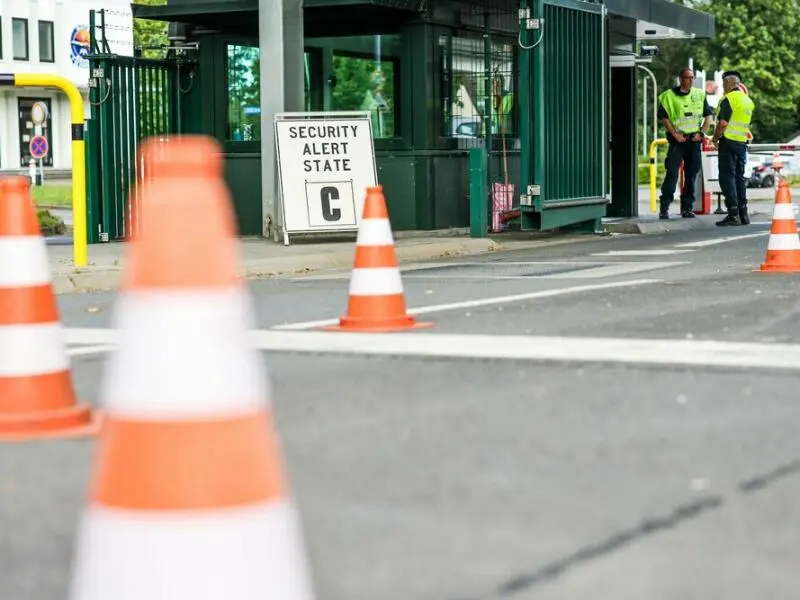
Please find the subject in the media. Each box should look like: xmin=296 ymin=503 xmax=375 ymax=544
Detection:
xmin=85 ymin=10 xmax=186 ymax=243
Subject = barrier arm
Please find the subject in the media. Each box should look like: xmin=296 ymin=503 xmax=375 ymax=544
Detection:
xmin=649 ymin=138 xmax=667 ymax=213
xmin=0 ymin=73 xmax=87 ymax=268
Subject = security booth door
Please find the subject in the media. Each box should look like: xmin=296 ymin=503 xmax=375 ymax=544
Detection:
xmin=18 ymin=97 xmax=53 ymax=168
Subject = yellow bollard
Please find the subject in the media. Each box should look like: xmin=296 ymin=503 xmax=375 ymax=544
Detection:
xmin=649 ymin=138 xmax=667 ymax=214
xmin=0 ymin=73 xmax=87 ymax=267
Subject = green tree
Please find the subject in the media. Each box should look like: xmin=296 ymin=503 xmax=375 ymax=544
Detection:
xmin=133 ymin=0 xmax=168 ymax=59
xmin=693 ymin=0 xmax=800 ymax=142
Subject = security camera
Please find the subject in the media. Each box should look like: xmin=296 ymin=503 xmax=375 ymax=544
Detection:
xmin=640 ymin=45 xmax=660 ymax=57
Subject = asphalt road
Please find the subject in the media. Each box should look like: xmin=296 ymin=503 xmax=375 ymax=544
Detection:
xmin=6 ymin=222 xmax=800 ymax=599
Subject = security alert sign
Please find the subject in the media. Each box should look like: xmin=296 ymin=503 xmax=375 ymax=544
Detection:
xmin=275 ymin=112 xmax=378 ymax=243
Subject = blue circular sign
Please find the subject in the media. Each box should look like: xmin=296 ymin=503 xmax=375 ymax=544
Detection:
xmin=30 ymin=135 xmax=49 ymax=159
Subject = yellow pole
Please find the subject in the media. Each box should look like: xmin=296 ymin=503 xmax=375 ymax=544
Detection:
xmin=648 ymin=138 xmax=667 ymax=214
xmin=13 ymin=74 xmax=87 ymax=267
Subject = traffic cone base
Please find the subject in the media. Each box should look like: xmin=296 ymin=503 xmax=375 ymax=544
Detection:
xmin=759 ymin=181 xmax=800 ymax=273
xmin=0 ymin=176 xmax=97 ymax=441
xmin=325 ymin=185 xmax=433 ymax=332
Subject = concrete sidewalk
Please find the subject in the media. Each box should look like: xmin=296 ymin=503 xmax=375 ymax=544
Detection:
xmin=46 ymin=230 xmax=590 ymax=294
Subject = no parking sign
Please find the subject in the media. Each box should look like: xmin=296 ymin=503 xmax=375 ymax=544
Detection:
xmin=29 ymin=135 xmax=49 ymax=160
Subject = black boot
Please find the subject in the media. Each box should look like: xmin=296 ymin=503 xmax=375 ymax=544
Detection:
xmin=739 ymin=206 xmax=750 ymax=225
xmin=659 ymin=199 xmax=670 ymax=220
xmin=681 ymin=210 xmax=696 ymax=219
xmin=716 ymin=213 xmax=740 ymax=227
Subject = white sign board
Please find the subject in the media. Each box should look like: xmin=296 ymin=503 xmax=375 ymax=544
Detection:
xmin=275 ymin=112 xmax=378 ymax=245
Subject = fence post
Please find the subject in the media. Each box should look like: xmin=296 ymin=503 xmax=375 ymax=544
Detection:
xmin=469 ymin=147 xmax=488 ymax=238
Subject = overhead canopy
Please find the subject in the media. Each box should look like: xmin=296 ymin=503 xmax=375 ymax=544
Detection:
xmin=605 ymin=0 xmax=715 ymax=39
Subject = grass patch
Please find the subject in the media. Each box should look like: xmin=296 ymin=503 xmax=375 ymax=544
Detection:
xmin=37 ymin=209 xmax=67 ymax=236
xmin=30 ymin=184 xmax=72 ymax=208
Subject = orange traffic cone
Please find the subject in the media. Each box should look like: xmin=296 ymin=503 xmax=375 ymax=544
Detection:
xmin=760 ymin=179 xmax=800 ymax=272
xmin=0 ymin=177 xmax=96 ymax=441
xmin=323 ymin=185 xmax=433 ymax=332
xmin=69 ymin=136 xmax=316 ymax=600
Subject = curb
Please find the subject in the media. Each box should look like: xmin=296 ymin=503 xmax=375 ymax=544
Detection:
xmin=50 ymin=237 xmax=504 ymax=295
xmin=603 ymin=217 xmax=718 ymax=235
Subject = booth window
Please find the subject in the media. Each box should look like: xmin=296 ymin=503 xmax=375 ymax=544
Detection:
xmin=306 ymin=34 xmax=401 ymax=139
xmin=226 ymin=44 xmax=262 ymax=142
xmin=438 ymin=34 xmax=516 ymax=140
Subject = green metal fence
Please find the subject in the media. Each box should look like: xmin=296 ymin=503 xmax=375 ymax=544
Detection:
xmin=86 ymin=10 xmax=185 ymax=243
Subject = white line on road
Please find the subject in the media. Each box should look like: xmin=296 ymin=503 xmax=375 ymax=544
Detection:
xmin=271 ymin=278 xmax=663 ymax=330
xmin=675 ymin=231 xmax=770 ymax=248
xmin=591 ymin=249 xmax=694 ymax=256
xmin=66 ymin=344 xmax=116 ymax=357
xmin=62 ymin=328 xmax=800 ymax=372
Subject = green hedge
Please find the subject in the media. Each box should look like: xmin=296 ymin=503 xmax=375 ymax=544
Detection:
xmin=638 ymin=160 xmax=665 ymax=185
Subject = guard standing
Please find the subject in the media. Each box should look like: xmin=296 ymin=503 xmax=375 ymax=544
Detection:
xmin=711 ymin=72 xmax=756 ymax=226
xmin=656 ymin=67 xmax=714 ymax=220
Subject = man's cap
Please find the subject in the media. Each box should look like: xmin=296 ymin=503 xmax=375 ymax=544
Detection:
xmin=722 ymin=70 xmax=743 ymax=81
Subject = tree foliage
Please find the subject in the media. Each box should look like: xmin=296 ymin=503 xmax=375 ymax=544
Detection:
xmin=132 ymin=0 xmax=169 ymax=59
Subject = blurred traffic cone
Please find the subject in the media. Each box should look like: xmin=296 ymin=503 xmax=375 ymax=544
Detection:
xmin=0 ymin=177 xmax=95 ymax=441
xmin=69 ymin=136 xmax=316 ymax=600
xmin=323 ymin=185 xmax=433 ymax=332
xmin=760 ymin=179 xmax=800 ymax=272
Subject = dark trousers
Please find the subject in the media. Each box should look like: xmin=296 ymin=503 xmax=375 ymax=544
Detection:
xmin=717 ymin=139 xmax=748 ymax=214
xmin=660 ymin=139 xmax=702 ymax=213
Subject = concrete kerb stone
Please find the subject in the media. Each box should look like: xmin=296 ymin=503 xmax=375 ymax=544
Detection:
xmin=50 ymin=237 xmax=505 ymax=295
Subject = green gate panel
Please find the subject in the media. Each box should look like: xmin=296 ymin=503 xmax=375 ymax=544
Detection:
xmin=541 ymin=1 xmax=605 ymax=206
xmin=376 ymin=154 xmax=416 ymax=231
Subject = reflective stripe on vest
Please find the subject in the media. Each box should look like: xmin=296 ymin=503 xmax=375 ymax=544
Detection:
xmin=659 ymin=88 xmax=705 ymax=134
xmin=722 ymin=90 xmax=755 ymax=143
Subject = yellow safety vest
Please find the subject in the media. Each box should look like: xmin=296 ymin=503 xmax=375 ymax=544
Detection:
xmin=716 ymin=89 xmax=754 ymax=143
xmin=658 ymin=87 xmax=706 ymax=134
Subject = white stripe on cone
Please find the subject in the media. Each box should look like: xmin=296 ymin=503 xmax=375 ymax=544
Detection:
xmin=356 ymin=219 xmax=395 ymax=246
xmin=348 ymin=267 xmax=404 ymax=296
xmin=0 ymin=323 xmax=68 ymax=377
xmin=70 ymin=500 xmax=315 ymax=600
xmin=771 ymin=203 xmax=796 ymax=220
xmin=767 ymin=233 xmax=800 ymax=251
xmin=0 ymin=236 xmax=53 ymax=287
xmin=99 ymin=288 xmax=271 ymax=418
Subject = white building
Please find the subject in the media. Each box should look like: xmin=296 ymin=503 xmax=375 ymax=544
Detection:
xmin=0 ymin=0 xmax=133 ymax=174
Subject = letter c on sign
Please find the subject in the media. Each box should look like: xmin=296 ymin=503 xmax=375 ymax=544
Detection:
xmin=320 ymin=186 xmax=341 ymax=221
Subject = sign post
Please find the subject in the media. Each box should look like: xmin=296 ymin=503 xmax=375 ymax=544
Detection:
xmin=29 ymin=135 xmax=49 ymax=187
xmin=274 ymin=111 xmax=378 ymax=245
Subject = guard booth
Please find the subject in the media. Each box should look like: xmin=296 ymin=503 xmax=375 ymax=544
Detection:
xmin=83 ymin=0 xmax=715 ymax=242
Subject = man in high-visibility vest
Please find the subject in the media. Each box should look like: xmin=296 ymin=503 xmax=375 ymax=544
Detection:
xmin=712 ymin=72 xmax=756 ymax=226
xmin=656 ymin=67 xmax=714 ymax=220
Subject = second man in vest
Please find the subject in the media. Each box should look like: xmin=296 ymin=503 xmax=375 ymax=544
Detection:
xmin=711 ymin=73 xmax=756 ymax=226
xmin=657 ymin=68 xmax=714 ymax=219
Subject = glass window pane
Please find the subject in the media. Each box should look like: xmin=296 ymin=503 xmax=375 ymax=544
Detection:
xmin=307 ymin=34 xmax=401 ymax=140
xmin=226 ymin=44 xmax=261 ymax=142
xmin=38 ymin=22 xmax=54 ymax=62
xmin=12 ymin=19 xmax=28 ymax=60
xmin=439 ymin=34 xmax=516 ymax=140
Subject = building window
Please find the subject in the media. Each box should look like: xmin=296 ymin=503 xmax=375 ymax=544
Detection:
xmin=307 ymin=35 xmax=401 ymax=139
xmin=0 ymin=18 xmax=3 ymax=60
xmin=38 ymin=21 xmax=54 ymax=63
xmin=18 ymin=98 xmax=53 ymax=168
xmin=225 ymin=44 xmax=261 ymax=142
xmin=438 ymin=34 xmax=516 ymax=140
xmin=12 ymin=18 xmax=29 ymax=61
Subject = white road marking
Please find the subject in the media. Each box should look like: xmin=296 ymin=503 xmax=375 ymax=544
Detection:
xmin=270 ymin=278 xmax=663 ymax=330
xmin=675 ymin=231 xmax=770 ymax=248
xmin=591 ymin=249 xmax=694 ymax=256
xmin=62 ymin=328 xmax=800 ymax=372
xmin=67 ymin=344 xmax=116 ymax=357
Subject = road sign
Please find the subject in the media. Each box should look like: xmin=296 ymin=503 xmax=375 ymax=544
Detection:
xmin=29 ymin=135 xmax=49 ymax=159
xmin=31 ymin=101 xmax=49 ymax=126
xmin=274 ymin=112 xmax=378 ymax=245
